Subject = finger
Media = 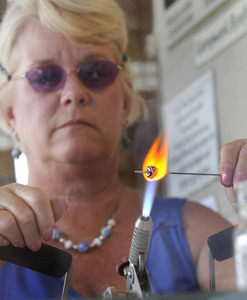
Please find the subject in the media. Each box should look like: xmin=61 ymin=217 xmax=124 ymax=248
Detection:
xmin=41 ymin=197 xmax=68 ymax=242
xmin=11 ymin=184 xmax=56 ymax=235
xmin=15 ymin=188 xmax=67 ymax=240
xmin=219 ymin=140 xmax=246 ymax=187
xmin=0 ymin=184 xmax=67 ymax=250
xmin=0 ymin=210 xmax=24 ymax=247
xmin=0 ymin=234 xmax=10 ymax=247
xmin=233 ymin=143 xmax=247 ymax=188
xmin=50 ymin=197 xmax=68 ymax=222
xmin=224 ymin=186 xmax=238 ymax=209
xmin=0 ymin=194 xmax=41 ymax=250
xmin=0 ymin=185 xmax=44 ymax=249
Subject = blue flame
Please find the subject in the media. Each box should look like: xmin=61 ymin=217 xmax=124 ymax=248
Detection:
xmin=142 ymin=181 xmax=158 ymax=217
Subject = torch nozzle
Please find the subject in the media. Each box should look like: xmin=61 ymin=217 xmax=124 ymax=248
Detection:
xmin=129 ymin=215 xmax=153 ymax=270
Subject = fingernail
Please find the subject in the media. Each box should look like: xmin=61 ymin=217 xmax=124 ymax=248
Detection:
xmin=2 ymin=239 xmax=9 ymax=247
xmin=59 ymin=197 xmax=68 ymax=210
xmin=234 ymin=175 xmax=247 ymax=189
xmin=42 ymin=227 xmax=53 ymax=241
xmin=222 ymin=166 xmax=233 ymax=186
xmin=19 ymin=241 xmax=26 ymax=248
xmin=31 ymin=242 xmax=41 ymax=252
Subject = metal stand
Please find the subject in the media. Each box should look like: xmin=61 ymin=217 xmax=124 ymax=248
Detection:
xmin=208 ymin=247 xmax=215 ymax=292
xmin=207 ymin=226 xmax=234 ymax=292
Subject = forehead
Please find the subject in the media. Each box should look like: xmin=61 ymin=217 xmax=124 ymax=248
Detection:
xmin=14 ymin=19 xmax=117 ymax=69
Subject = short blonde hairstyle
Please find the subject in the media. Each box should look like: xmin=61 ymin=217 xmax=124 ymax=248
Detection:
xmin=0 ymin=0 xmax=144 ymax=132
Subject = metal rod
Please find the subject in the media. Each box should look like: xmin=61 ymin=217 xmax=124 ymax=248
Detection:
xmin=167 ymin=172 xmax=221 ymax=176
xmin=134 ymin=170 xmax=221 ymax=176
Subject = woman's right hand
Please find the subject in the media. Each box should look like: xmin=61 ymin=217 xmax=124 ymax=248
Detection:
xmin=0 ymin=183 xmax=67 ymax=254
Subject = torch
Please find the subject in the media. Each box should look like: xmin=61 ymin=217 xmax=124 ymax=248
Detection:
xmin=103 ymin=181 xmax=156 ymax=299
xmin=102 ymin=214 xmax=154 ymax=299
xmin=125 ymin=214 xmax=154 ymax=298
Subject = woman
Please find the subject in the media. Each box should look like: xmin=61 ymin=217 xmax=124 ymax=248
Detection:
xmin=0 ymin=0 xmax=243 ymax=298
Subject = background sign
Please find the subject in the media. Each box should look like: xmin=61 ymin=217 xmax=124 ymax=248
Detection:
xmin=163 ymin=70 xmax=219 ymax=198
xmin=165 ymin=0 xmax=230 ymax=47
xmin=194 ymin=0 xmax=247 ymax=66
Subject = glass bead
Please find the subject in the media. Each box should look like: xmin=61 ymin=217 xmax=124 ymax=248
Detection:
xmin=107 ymin=219 xmax=115 ymax=226
xmin=101 ymin=227 xmax=111 ymax=237
xmin=78 ymin=242 xmax=90 ymax=252
xmin=64 ymin=240 xmax=73 ymax=249
xmin=52 ymin=229 xmax=62 ymax=241
xmin=92 ymin=238 xmax=102 ymax=247
xmin=52 ymin=217 xmax=117 ymax=252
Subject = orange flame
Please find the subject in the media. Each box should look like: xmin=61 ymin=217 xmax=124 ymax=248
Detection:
xmin=143 ymin=133 xmax=169 ymax=181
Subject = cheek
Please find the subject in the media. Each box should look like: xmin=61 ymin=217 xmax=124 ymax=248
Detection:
xmin=99 ymin=97 xmax=125 ymax=131
xmin=12 ymin=87 xmax=56 ymax=132
xmin=98 ymin=84 xmax=127 ymax=118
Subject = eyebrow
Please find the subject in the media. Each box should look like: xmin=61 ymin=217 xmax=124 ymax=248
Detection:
xmin=82 ymin=53 xmax=111 ymax=61
xmin=27 ymin=53 xmax=114 ymax=70
xmin=27 ymin=59 xmax=56 ymax=69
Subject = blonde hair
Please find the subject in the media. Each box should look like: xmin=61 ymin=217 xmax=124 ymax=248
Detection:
xmin=0 ymin=0 xmax=144 ymax=132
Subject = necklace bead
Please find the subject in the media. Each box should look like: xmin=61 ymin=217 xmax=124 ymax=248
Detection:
xmin=64 ymin=240 xmax=73 ymax=249
xmin=91 ymin=238 xmax=102 ymax=247
xmin=52 ymin=215 xmax=116 ymax=252
xmin=77 ymin=242 xmax=90 ymax=252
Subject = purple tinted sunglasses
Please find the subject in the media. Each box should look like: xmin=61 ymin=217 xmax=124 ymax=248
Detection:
xmin=10 ymin=60 xmax=124 ymax=92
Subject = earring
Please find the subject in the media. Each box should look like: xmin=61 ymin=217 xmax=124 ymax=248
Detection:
xmin=11 ymin=147 xmax=22 ymax=159
xmin=11 ymin=130 xmax=22 ymax=159
xmin=122 ymin=130 xmax=131 ymax=149
xmin=121 ymin=119 xmax=132 ymax=149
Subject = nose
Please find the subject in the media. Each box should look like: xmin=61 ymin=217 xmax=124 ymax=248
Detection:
xmin=64 ymin=98 xmax=85 ymax=105
xmin=60 ymin=73 xmax=89 ymax=106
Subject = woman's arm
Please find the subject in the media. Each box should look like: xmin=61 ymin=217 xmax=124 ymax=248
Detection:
xmin=182 ymin=201 xmax=236 ymax=291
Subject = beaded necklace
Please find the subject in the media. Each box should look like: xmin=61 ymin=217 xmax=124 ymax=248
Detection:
xmin=52 ymin=201 xmax=119 ymax=253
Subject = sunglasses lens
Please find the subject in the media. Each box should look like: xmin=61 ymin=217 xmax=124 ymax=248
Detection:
xmin=26 ymin=65 xmax=66 ymax=92
xmin=78 ymin=61 xmax=120 ymax=88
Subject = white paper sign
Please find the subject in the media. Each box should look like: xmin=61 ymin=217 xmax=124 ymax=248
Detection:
xmin=163 ymin=70 xmax=219 ymax=198
xmin=165 ymin=0 xmax=229 ymax=47
xmin=194 ymin=0 xmax=247 ymax=66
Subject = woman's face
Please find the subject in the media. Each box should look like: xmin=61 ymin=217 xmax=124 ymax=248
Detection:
xmin=6 ymin=19 xmax=130 ymax=165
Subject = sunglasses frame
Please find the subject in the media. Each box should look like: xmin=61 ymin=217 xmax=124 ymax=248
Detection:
xmin=10 ymin=60 xmax=124 ymax=92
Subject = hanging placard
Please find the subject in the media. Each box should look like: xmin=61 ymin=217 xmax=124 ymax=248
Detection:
xmin=163 ymin=70 xmax=219 ymax=198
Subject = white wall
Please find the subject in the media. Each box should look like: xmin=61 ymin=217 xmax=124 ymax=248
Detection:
xmin=152 ymin=0 xmax=247 ymax=223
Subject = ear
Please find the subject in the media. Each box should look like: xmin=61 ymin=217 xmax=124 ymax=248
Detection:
xmin=4 ymin=106 xmax=16 ymax=131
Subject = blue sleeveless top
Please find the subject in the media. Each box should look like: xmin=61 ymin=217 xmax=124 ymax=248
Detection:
xmin=0 ymin=198 xmax=198 ymax=299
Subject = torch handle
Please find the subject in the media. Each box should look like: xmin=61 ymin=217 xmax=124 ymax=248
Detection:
xmin=0 ymin=243 xmax=72 ymax=278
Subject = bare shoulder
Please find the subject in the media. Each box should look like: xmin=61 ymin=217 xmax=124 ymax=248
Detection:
xmin=182 ymin=201 xmax=232 ymax=263
xmin=182 ymin=201 xmax=235 ymax=290
xmin=182 ymin=200 xmax=231 ymax=231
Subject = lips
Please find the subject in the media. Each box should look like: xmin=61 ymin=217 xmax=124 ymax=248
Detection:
xmin=58 ymin=119 xmax=93 ymax=129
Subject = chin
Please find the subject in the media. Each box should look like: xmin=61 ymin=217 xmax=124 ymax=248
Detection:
xmin=52 ymin=139 xmax=112 ymax=164
xmin=56 ymin=147 xmax=99 ymax=164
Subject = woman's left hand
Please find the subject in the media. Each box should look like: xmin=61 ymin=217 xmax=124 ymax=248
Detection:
xmin=220 ymin=139 xmax=247 ymax=208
